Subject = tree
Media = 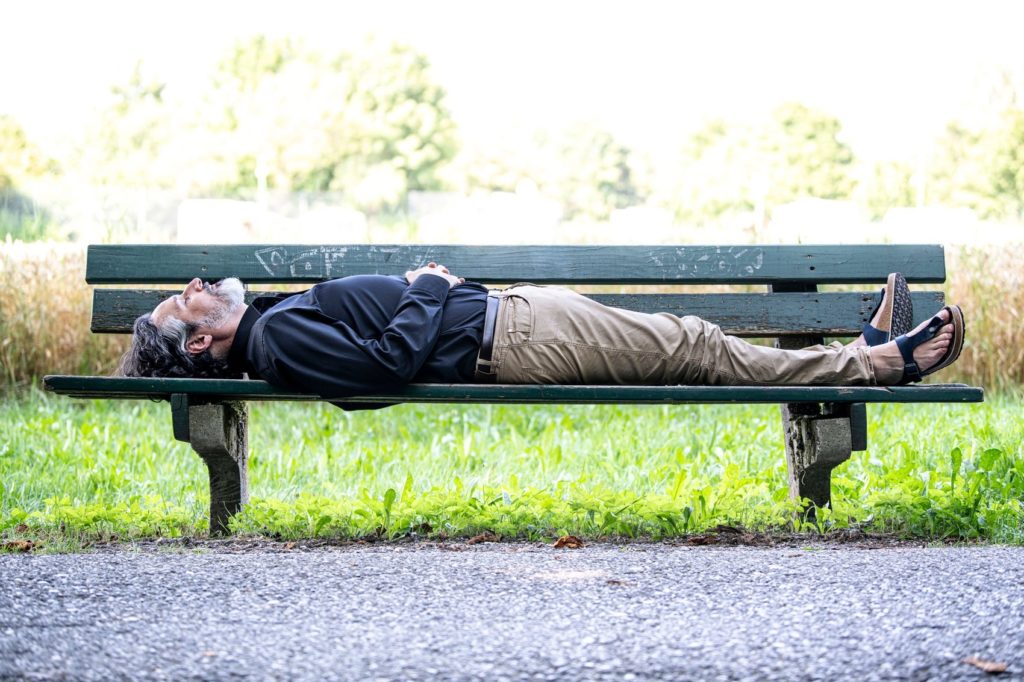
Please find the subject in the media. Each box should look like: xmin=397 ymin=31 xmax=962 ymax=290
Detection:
xmin=77 ymin=61 xmax=178 ymax=188
xmin=987 ymin=108 xmax=1024 ymax=220
xmin=0 ymin=116 xmax=52 ymax=189
xmin=860 ymin=160 xmax=917 ymax=220
xmin=198 ymin=36 xmax=459 ymax=211
xmin=0 ymin=116 xmax=58 ymax=240
xmin=763 ymin=103 xmax=856 ymax=206
xmin=660 ymin=118 xmax=763 ymax=225
xmin=446 ymin=124 xmax=643 ymax=221
xmin=928 ymin=122 xmax=988 ymax=213
xmin=929 ymin=108 xmax=1024 ymax=220
xmin=552 ymin=124 xmax=643 ymax=220
xmin=658 ymin=104 xmax=857 ymax=226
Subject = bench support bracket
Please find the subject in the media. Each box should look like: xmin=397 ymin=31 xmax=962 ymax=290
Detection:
xmin=771 ymin=282 xmax=858 ymax=515
xmin=783 ymin=411 xmax=853 ymax=510
xmin=171 ymin=395 xmax=249 ymax=535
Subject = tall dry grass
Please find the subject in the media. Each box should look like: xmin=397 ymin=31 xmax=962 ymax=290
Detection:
xmin=944 ymin=246 xmax=1024 ymax=391
xmin=1 ymin=241 xmax=1022 ymax=391
xmin=0 ymin=242 xmax=127 ymax=387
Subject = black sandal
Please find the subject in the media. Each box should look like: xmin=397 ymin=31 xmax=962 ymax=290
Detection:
xmin=864 ymin=272 xmax=913 ymax=346
xmin=894 ymin=305 xmax=964 ymax=384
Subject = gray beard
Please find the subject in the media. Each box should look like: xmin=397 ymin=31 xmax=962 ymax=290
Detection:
xmin=212 ymin=277 xmax=245 ymax=309
xmin=197 ymin=277 xmax=245 ymax=328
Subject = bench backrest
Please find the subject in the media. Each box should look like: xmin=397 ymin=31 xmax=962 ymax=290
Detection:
xmin=88 ymin=244 xmax=946 ymax=338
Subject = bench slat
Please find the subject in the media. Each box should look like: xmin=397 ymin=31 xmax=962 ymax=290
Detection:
xmin=91 ymin=289 xmax=946 ymax=337
xmin=43 ymin=376 xmax=984 ymax=404
xmin=86 ymin=244 xmax=947 ymax=285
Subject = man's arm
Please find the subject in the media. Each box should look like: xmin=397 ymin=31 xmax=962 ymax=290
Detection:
xmin=256 ymin=267 xmax=463 ymax=399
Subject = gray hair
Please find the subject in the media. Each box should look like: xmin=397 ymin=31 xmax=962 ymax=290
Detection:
xmin=117 ymin=313 xmax=234 ymax=379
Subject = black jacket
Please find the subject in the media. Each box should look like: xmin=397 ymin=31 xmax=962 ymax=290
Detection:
xmin=227 ymin=274 xmax=488 ymax=405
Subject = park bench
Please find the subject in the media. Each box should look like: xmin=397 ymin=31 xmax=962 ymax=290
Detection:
xmin=44 ymin=243 xmax=984 ymax=534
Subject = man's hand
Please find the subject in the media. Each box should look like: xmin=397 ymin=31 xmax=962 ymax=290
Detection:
xmin=405 ymin=262 xmax=464 ymax=289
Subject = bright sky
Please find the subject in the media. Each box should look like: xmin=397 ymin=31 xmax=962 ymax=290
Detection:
xmin=3 ymin=0 xmax=1022 ymax=164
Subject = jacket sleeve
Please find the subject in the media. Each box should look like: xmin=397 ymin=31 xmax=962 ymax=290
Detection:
xmin=257 ymin=274 xmax=452 ymax=399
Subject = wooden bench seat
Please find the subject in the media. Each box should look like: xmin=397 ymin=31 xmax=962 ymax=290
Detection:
xmin=44 ymin=243 xmax=984 ymax=534
xmin=45 ymin=375 xmax=982 ymax=405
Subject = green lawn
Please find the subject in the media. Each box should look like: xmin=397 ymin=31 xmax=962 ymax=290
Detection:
xmin=1 ymin=389 xmax=1022 ymax=548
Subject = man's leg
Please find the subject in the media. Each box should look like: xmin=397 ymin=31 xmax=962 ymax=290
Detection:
xmin=490 ymin=286 xmax=876 ymax=386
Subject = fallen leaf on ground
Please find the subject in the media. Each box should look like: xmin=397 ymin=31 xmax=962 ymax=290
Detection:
xmin=553 ymin=535 xmax=584 ymax=549
xmin=606 ymin=579 xmax=630 ymax=586
xmin=284 ymin=542 xmax=296 ymax=550
xmin=963 ymin=656 xmax=1008 ymax=674
xmin=14 ymin=524 xmax=28 ymax=533
xmin=2 ymin=540 xmax=34 ymax=552
xmin=466 ymin=532 xmax=498 ymax=545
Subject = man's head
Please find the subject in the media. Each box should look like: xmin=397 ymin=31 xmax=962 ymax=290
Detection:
xmin=118 ymin=277 xmax=247 ymax=378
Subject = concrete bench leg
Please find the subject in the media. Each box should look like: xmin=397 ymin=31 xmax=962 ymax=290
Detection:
xmin=171 ymin=396 xmax=249 ymax=535
xmin=770 ymin=282 xmax=863 ymax=516
xmin=780 ymin=405 xmax=853 ymax=511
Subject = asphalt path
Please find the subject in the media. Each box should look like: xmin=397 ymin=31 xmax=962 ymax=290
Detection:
xmin=1 ymin=542 xmax=1021 ymax=681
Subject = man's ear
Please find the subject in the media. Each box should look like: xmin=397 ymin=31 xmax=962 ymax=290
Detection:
xmin=186 ymin=333 xmax=213 ymax=355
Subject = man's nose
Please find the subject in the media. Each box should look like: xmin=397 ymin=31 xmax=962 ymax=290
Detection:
xmin=183 ymin=278 xmax=201 ymax=295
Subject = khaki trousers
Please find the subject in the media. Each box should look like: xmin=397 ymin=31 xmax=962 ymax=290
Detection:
xmin=483 ymin=285 xmax=876 ymax=386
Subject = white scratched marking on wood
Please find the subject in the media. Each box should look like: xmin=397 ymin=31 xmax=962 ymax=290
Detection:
xmin=324 ymin=247 xmax=349 ymax=278
xmin=670 ymin=247 xmax=765 ymax=277
xmin=255 ymin=246 xmax=357 ymax=278
xmin=251 ymin=245 xmax=767 ymax=279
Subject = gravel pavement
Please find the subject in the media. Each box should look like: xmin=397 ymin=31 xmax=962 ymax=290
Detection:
xmin=1 ymin=541 xmax=1021 ymax=681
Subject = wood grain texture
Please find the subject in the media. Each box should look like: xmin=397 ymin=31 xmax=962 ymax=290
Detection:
xmin=43 ymin=375 xmax=984 ymax=404
xmin=91 ymin=289 xmax=946 ymax=337
xmin=86 ymin=244 xmax=947 ymax=285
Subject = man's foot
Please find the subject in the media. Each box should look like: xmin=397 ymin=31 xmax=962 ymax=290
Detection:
xmin=869 ymin=308 xmax=955 ymax=384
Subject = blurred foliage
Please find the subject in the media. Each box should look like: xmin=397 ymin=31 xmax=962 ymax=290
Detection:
xmin=1 ymin=35 xmax=1023 ymax=231
xmin=197 ymin=36 xmax=459 ymax=211
xmin=450 ymin=123 xmax=643 ymax=220
xmin=860 ymin=160 xmax=917 ymax=221
xmin=766 ymin=102 xmax=856 ymax=204
xmin=661 ymin=103 xmax=856 ymax=225
xmin=0 ymin=191 xmax=53 ymax=242
xmin=929 ymin=108 xmax=1024 ymax=221
xmin=76 ymin=62 xmax=176 ymax=189
xmin=554 ymin=125 xmax=643 ymax=219
xmin=0 ymin=117 xmax=58 ymax=240
xmin=71 ymin=36 xmax=458 ymax=213
xmin=0 ymin=116 xmax=55 ymax=189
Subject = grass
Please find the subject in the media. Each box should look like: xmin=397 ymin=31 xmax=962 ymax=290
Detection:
xmin=1 ymin=389 xmax=1021 ymax=550
xmin=2 ymin=241 xmax=1023 ymax=549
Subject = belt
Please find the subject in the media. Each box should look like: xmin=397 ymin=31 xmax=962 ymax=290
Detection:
xmin=474 ymin=293 xmax=501 ymax=383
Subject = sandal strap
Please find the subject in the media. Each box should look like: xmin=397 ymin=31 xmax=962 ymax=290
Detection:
xmin=894 ymin=310 xmax=949 ymax=384
xmin=863 ymin=323 xmax=889 ymax=346
xmin=862 ymin=287 xmax=889 ymax=346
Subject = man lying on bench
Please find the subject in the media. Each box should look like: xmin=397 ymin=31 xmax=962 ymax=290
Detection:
xmin=118 ymin=264 xmax=965 ymax=398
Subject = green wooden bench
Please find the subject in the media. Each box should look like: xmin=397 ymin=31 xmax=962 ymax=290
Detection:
xmin=44 ymin=244 xmax=984 ymax=534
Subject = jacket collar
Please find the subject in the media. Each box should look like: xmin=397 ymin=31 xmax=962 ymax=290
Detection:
xmin=226 ymin=292 xmax=300 ymax=375
xmin=226 ymin=305 xmax=262 ymax=376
